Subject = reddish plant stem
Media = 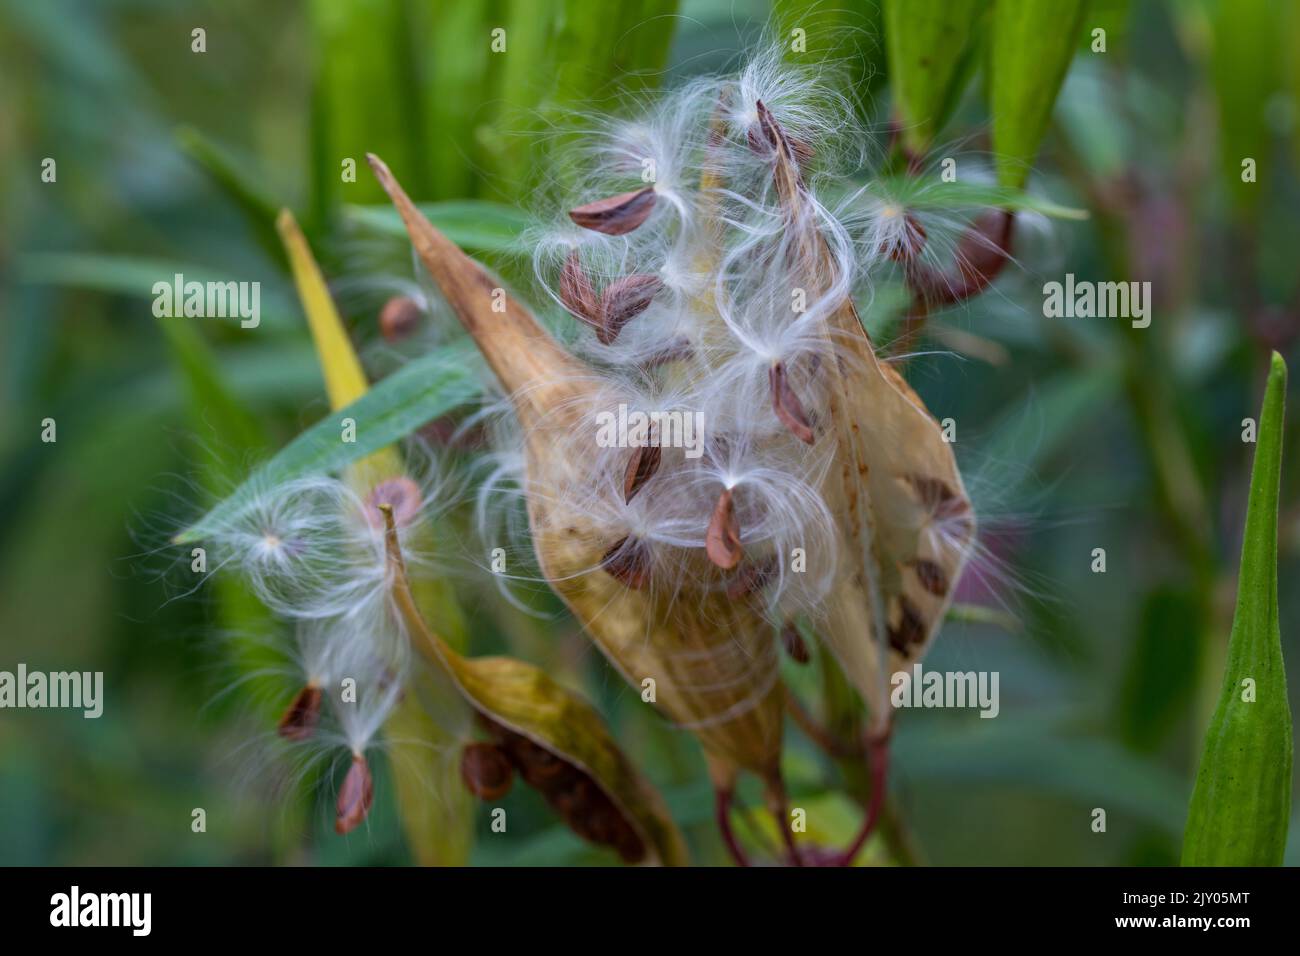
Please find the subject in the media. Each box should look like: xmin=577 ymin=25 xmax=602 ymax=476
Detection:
xmin=715 ymin=787 xmax=750 ymax=867
xmin=837 ymin=732 xmax=891 ymax=867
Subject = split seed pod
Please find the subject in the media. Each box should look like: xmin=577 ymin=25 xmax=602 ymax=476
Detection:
xmin=754 ymin=102 xmax=975 ymax=731
xmin=369 ymin=154 xmax=788 ymax=793
xmin=380 ymin=505 xmax=688 ymax=865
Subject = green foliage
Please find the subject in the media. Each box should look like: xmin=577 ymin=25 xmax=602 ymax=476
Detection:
xmin=884 ymin=0 xmax=987 ymax=154
xmin=1183 ymin=354 xmax=1292 ymax=866
xmin=990 ymin=0 xmax=1089 ymax=188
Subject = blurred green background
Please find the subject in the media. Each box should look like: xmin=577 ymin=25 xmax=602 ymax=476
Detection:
xmin=1 ymin=0 xmax=1298 ymax=865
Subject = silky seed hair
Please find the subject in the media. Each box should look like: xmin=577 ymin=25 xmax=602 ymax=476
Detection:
xmin=464 ymin=45 xmax=983 ymax=639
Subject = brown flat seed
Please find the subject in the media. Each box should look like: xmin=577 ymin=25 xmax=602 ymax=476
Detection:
xmin=335 ymin=754 xmax=374 ymax=835
xmin=601 ymin=536 xmax=652 ymax=589
xmin=599 ymin=274 xmax=662 ymax=344
xmin=459 ymin=742 xmax=515 ymax=801
xmin=705 ymin=487 xmax=743 ymax=570
xmin=623 ymin=439 xmax=661 ymax=503
xmin=781 ymin=623 xmax=811 ymax=664
xmin=887 ymin=595 xmax=927 ymax=656
xmin=769 ymin=362 xmax=815 ymax=444
xmin=912 ymin=558 xmax=948 ymax=596
xmin=378 ymin=295 xmax=424 ymax=342
xmin=568 ymin=186 xmax=657 ymax=235
xmin=559 ymin=251 xmax=600 ymax=326
xmin=277 ymin=684 xmax=322 ymax=741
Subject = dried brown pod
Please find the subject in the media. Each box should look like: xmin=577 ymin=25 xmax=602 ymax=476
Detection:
xmin=568 ymin=186 xmax=657 ymax=235
xmin=781 ymin=623 xmax=811 ymax=665
xmin=459 ymin=742 xmax=515 ymax=801
xmin=599 ymin=274 xmax=663 ymax=344
xmin=371 ymin=152 xmax=787 ymax=806
xmin=769 ymin=361 xmax=815 ymax=444
xmin=705 ymin=487 xmax=743 ymax=570
xmin=335 ymin=753 xmax=374 ymax=835
xmin=559 ymin=251 xmax=600 ymax=327
xmin=623 ymin=437 xmax=661 ymax=503
xmin=277 ymin=683 xmax=322 ymax=741
xmin=601 ymin=536 xmax=652 ymax=589
xmin=378 ymin=295 xmax=424 ymax=342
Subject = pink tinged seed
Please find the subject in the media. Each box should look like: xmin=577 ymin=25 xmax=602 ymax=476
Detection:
xmin=623 ymin=440 xmax=661 ymax=504
xmin=705 ymin=487 xmax=743 ymax=570
xmin=769 ymin=362 xmax=815 ymax=444
xmin=599 ymin=274 xmax=663 ymax=344
xmin=277 ymin=683 xmax=323 ymax=741
xmin=335 ymin=753 xmax=374 ymax=835
xmin=568 ymin=186 xmax=657 ymax=235
xmin=365 ymin=476 xmax=423 ymax=529
xmin=378 ymin=295 xmax=423 ymax=342
xmin=559 ymin=251 xmax=601 ymax=327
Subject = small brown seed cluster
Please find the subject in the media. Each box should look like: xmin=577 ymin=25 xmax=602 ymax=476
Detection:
xmin=462 ymin=719 xmax=647 ymax=864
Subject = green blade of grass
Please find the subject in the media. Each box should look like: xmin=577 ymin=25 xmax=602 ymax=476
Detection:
xmin=1182 ymin=352 xmax=1291 ymax=866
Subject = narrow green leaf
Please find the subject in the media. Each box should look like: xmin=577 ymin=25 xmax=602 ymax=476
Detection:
xmin=173 ymin=343 xmax=481 ymax=543
xmin=345 ymin=200 xmax=532 ymax=254
xmin=990 ymin=0 xmax=1089 ymax=188
xmin=775 ymin=0 xmax=886 ymax=110
xmin=1210 ymin=0 xmax=1281 ymax=219
xmin=175 ymin=126 xmax=286 ymax=265
xmin=884 ymin=0 xmax=987 ymax=154
xmin=310 ymin=0 xmax=422 ymax=208
xmin=1183 ymin=352 xmax=1291 ymax=866
xmin=869 ymin=175 xmax=1089 ymax=219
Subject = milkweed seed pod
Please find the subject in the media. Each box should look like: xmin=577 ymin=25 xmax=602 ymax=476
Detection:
xmin=381 ymin=507 xmax=688 ymax=865
xmin=367 ymin=49 xmax=974 ymax=778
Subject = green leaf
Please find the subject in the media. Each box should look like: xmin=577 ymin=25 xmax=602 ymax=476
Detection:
xmin=774 ymin=0 xmax=887 ymax=108
xmin=173 ymin=343 xmax=481 ymax=543
xmin=990 ymin=0 xmax=1089 ymax=188
xmin=310 ymin=0 xmax=423 ymax=209
xmin=345 ymin=200 xmax=532 ymax=254
xmin=869 ymin=175 xmax=1089 ymax=219
xmin=1183 ymin=353 xmax=1291 ymax=866
xmin=884 ymin=0 xmax=987 ymax=154
xmin=175 ymin=126 xmax=285 ymax=265
xmin=1210 ymin=0 xmax=1281 ymax=219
